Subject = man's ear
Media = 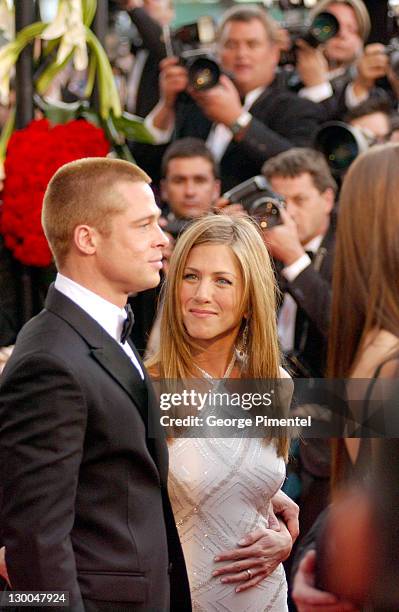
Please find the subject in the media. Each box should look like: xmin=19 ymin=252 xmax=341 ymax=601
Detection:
xmin=213 ymin=179 xmax=221 ymax=202
xmin=73 ymin=225 xmax=97 ymax=255
xmin=160 ymin=178 xmax=167 ymax=203
xmin=322 ymin=187 xmax=335 ymax=215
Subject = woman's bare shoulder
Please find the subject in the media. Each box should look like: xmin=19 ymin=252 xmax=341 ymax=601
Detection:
xmin=353 ymin=330 xmax=399 ymax=378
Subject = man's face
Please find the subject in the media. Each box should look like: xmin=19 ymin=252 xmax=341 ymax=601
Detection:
xmin=324 ymin=3 xmax=363 ymax=66
xmin=269 ymin=172 xmax=333 ymax=245
xmin=94 ymin=182 xmax=168 ymax=303
xmin=161 ymin=157 xmax=220 ymax=219
xmin=219 ymin=18 xmax=279 ymax=95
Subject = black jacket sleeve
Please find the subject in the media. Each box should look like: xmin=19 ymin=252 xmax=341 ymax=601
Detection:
xmin=0 ymin=353 xmax=87 ymax=611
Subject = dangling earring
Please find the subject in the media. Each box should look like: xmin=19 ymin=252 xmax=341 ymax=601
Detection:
xmin=236 ymin=319 xmax=249 ymax=363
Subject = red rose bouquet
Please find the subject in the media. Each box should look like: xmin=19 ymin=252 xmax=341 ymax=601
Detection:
xmin=1 ymin=118 xmax=109 ymax=267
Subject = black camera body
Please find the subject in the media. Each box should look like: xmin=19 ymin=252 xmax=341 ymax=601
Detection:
xmin=169 ymin=17 xmax=221 ymax=91
xmin=222 ymin=176 xmax=285 ymax=230
xmin=280 ymin=11 xmax=339 ymax=67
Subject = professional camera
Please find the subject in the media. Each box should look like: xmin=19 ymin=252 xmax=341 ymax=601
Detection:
xmin=314 ymin=121 xmax=373 ymax=175
xmin=222 ymin=176 xmax=285 ymax=230
xmin=280 ymin=11 xmax=339 ymax=66
xmin=164 ymin=17 xmax=221 ymax=91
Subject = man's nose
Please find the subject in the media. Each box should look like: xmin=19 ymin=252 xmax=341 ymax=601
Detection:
xmin=184 ymin=180 xmax=196 ymax=196
xmin=285 ymin=200 xmax=296 ymax=218
xmin=235 ymin=43 xmax=248 ymax=58
xmin=156 ymin=223 xmax=169 ymax=248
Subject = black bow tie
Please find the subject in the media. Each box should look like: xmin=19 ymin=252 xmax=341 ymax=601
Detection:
xmin=305 ymin=250 xmax=315 ymax=261
xmin=120 ymin=304 xmax=134 ymax=344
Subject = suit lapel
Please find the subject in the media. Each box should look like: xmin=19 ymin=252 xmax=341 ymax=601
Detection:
xmin=45 ymin=285 xmax=148 ymax=424
xmin=90 ymin=344 xmax=148 ymax=425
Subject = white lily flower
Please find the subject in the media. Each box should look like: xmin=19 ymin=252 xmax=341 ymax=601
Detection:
xmin=0 ymin=43 xmax=17 ymax=105
xmin=42 ymin=0 xmax=88 ymax=71
xmin=0 ymin=0 xmax=15 ymax=41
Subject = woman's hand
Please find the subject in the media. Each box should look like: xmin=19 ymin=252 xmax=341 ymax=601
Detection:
xmin=212 ymin=521 xmax=292 ymax=592
xmin=271 ymin=489 xmax=299 ymax=543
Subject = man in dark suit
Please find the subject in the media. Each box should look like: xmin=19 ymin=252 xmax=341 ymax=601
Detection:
xmin=262 ymin=148 xmax=337 ymax=380
xmin=144 ymin=5 xmax=324 ymax=191
xmin=0 ymin=158 xmax=191 ymax=611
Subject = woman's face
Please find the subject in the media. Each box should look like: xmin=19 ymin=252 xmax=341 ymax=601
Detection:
xmin=180 ymin=244 xmax=244 ymax=345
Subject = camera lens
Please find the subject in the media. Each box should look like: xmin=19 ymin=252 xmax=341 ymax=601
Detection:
xmin=187 ymin=57 xmax=220 ymax=90
xmin=309 ymin=12 xmax=339 ymax=45
xmin=250 ymin=197 xmax=282 ymax=229
xmin=315 ymin=123 xmax=361 ymax=173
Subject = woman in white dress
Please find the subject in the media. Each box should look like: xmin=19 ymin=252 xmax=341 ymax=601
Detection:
xmin=148 ymin=215 xmax=293 ymax=611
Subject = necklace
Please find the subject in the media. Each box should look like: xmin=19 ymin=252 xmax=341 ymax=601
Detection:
xmin=194 ymin=350 xmax=236 ymax=381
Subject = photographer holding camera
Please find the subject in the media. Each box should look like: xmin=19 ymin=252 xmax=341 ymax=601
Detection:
xmin=145 ymin=5 xmax=323 ymax=190
xmin=262 ymin=148 xmax=337 ymax=380
xmin=295 ymin=0 xmax=372 ymax=118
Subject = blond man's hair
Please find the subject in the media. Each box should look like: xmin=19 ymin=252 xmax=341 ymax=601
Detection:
xmin=42 ymin=157 xmax=150 ymax=268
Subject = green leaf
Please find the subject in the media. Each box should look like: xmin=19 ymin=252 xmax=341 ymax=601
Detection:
xmin=113 ymin=112 xmax=154 ymax=144
xmin=83 ymin=53 xmax=97 ymax=98
xmin=0 ymin=106 xmax=15 ymax=162
xmin=34 ymin=95 xmax=90 ymax=124
xmin=35 ymin=50 xmax=73 ymax=95
xmin=82 ymin=0 xmax=97 ymax=28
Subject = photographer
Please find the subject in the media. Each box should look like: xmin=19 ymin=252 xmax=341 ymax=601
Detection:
xmin=296 ymin=0 xmax=372 ymax=118
xmin=262 ymin=148 xmax=337 ymax=380
xmin=145 ymin=5 xmax=324 ymax=190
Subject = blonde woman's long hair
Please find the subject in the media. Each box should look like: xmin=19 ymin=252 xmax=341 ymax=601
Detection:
xmin=147 ymin=214 xmax=289 ymax=457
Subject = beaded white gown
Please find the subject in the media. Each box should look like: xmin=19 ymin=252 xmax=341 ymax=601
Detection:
xmin=168 ymin=436 xmax=288 ymax=611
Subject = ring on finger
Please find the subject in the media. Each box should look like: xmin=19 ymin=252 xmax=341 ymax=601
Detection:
xmin=246 ymin=569 xmax=252 ymax=580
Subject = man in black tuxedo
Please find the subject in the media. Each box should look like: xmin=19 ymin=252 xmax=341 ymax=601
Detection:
xmin=144 ymin=5 xmax=324 ymax=191
xmin=0 ymin=158 xmax=191 ymax=611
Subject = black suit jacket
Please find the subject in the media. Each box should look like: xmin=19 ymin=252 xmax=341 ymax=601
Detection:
xmin=174 ymin=81 xmax=325 ymax=191
xmin=0 ymin=286 xmax=191 ymax=612
xmin=278 ymin=218 xmax=336 ymax=378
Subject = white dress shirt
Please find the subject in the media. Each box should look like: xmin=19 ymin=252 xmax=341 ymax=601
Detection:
xmin=144 ymin=85 xmax=264 ymax=158
xmin=278 ymin=235 xmax=323 ymax=352
xmin=54 ymin=273 xmax=144 ymax=380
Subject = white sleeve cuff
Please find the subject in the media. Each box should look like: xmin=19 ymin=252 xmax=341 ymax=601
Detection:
xmin=282 ymin=254 xmax=312 ymax=282
xmin=144 ymin=108 xmax=174 ymax=144
xmin=298 ymin=81 xmax=333 ymax=102
xmin=345 ymin=82 xmax=369 ymax=109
